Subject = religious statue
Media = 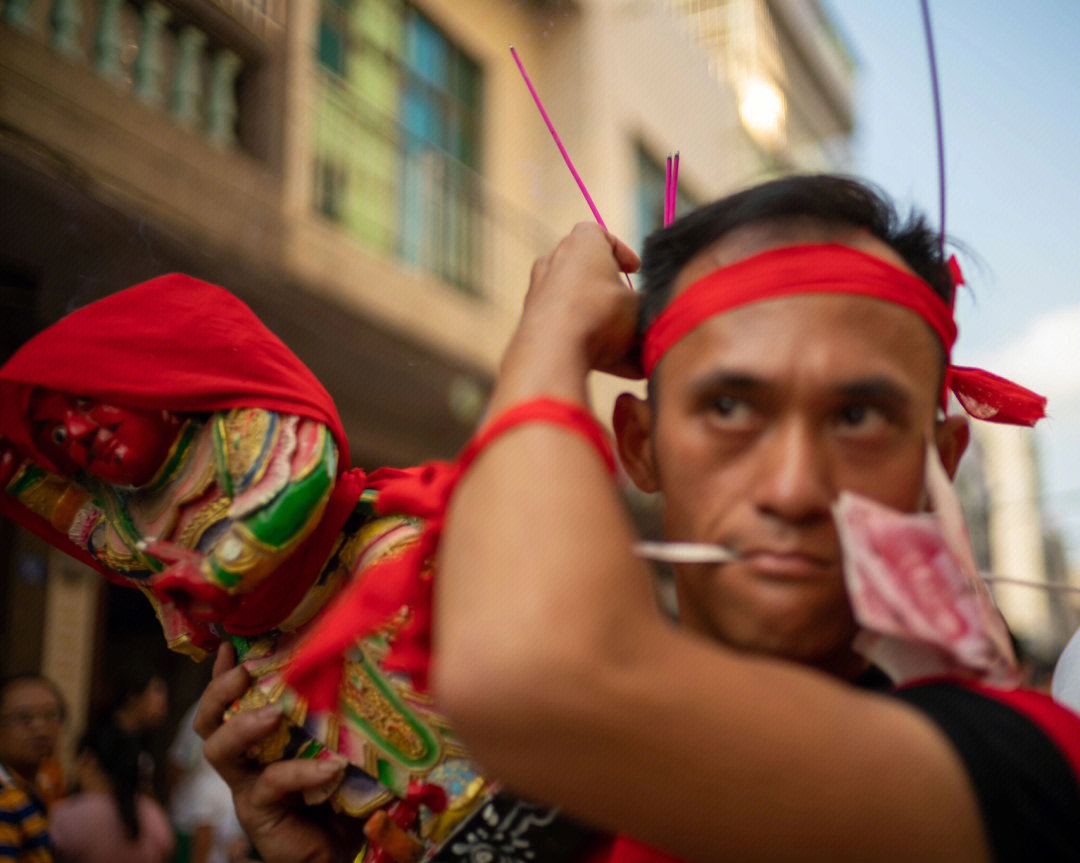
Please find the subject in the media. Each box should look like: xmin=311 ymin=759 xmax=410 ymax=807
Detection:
xmin=0 ymin=274 xmax=591 ymax=863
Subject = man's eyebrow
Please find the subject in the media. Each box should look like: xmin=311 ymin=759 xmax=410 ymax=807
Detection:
xmin=833 ymin=377 xmax=916 ymax=408
xmin=684 ymin=372 xmax=917 ymax=405
xmin=685 ymin=370 xmax=773 ymax=400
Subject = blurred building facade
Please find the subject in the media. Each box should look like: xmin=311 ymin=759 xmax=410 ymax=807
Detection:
xmin=0 ymin=0 xmax=853 ymax=744
xmin=960 ymin=420 xmax=1080 ymax=664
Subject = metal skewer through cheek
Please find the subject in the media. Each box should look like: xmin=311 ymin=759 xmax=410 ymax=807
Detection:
xmin=633 ymin=540 xmax=739 ymax=565
xmin=632 ymin=541 xmax=1080 ymax=595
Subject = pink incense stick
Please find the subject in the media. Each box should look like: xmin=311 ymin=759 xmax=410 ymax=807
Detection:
xmin=510 ymin=46 xmax=608 ymax=231
xmin=671 ymin=151 xmax=680 ymax=220
xmin=664 ymin=155 xmax=673 ymax=226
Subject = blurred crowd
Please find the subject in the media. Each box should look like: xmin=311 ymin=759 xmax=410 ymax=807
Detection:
xmin=0 ymin=661 xmax=252 ymax=863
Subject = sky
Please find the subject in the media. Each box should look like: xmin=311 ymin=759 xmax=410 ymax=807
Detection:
xmin=822 ymin=0 xmax=1080 ymax=567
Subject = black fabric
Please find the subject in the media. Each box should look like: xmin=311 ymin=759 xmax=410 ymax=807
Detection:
xmin=893 ymin=683 xmax=1080 ymax=862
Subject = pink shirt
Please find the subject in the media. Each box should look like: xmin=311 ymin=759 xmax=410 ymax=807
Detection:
xmin=50 ymin=791 xmax=175 ymax=863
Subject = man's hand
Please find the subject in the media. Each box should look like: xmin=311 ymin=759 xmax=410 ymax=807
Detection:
xmin=194 ymin=643 xmax=354 ymax=863
xmin=492 ymin=224 xmax=641 ymax=410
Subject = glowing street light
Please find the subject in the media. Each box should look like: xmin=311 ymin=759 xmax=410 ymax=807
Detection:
xmin=737 ymin=74 xmax=786 ymax=146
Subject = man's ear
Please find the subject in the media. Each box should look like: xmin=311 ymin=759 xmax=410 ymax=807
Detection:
xmin=613 ymin=393 xmax=659 ymax=493
xmin=935 ymin=414 xmax=970 ymax=479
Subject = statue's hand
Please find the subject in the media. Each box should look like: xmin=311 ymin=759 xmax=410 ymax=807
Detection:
xmin=138 ymin=537 xmax=238 ymax=654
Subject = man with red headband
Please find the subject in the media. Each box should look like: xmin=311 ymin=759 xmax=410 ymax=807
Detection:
xmin=198 ymin=175 xmax=1079 ymax=862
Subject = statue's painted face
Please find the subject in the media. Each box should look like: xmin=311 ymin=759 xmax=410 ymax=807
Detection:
xmin=28 ymin=390 xmax=183 ymax=487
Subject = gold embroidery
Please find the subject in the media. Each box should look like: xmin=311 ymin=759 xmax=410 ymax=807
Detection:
xmin=220 ymin=409 xmax=278 ymax=491
xmin=15 ymin=473 xmax=75 ymax=523
xmin=175 ymin=496 xmax=231 ymax=550
xmin=341 ymin=662 xmax=427 ymax=762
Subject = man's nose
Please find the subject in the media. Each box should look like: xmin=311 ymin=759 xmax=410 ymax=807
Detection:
xmin=753 ymin=418 xmax=834 ymax=523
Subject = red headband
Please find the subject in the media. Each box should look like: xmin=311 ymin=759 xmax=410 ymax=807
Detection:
xmin=641 ymin=245 xmax=1046 ymax=426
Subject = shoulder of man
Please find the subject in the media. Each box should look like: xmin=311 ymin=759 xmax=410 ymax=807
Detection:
xmin=894 ymin=678 xmax=1080 ymax=861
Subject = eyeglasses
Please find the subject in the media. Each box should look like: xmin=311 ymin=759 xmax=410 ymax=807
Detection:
xmin=0 ymin=707 xmax=64 ymax=727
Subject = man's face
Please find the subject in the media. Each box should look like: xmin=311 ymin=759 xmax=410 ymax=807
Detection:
xmin=0 ymin=679 xmax=63 ymax=778
xmin=28 ymin=390 xmax=183 ymax=486
xmin=618 ymin=229 xmax=964 ymax=675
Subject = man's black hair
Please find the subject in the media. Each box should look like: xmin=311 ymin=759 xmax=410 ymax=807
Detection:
xmin=638 ymin=174 xmax=953 ymax=334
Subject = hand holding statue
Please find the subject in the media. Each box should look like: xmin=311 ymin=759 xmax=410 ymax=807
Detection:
xmin=195 ymin=643 xmax=356 ymax=863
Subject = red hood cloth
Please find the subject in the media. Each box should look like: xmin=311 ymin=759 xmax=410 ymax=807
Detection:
xmin=0 ymin=273 xmax=364 ymax=635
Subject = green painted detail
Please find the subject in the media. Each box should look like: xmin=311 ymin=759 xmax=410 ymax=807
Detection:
xmin=145 ymin=421 xmax=199 ymax=493
xmin=376 ymin=759 xmax=398 ymax=789
xmin=209 ymin=564 xmax=241 ymax=589
xmin=211 ymin=415 xmax=234 ymax=498
xmin=296 ymin=740 xmax=323 ymax=759
xmin=7 ymin=464 xmax=46 ymax=498
xmin=341 ymin=650 xmax=440 ymax=773
xmin=243 ymin=441 xmax=334 ymax=547
xmin=100 ymin=486 xmax=165 ymax=573
xmin=231 ymin=634 xmax=252 ymax=661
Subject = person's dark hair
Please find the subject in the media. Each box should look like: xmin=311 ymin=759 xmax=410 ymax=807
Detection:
xmin=105 ymin=653 xmax=161 ymax=714
xmin=0 ymin=673 xmax=67 ymax=722
xmin=77 ymin=721 xmax=143 ymax=841
xmin=638 ymin=174 xmax=953 ymax=334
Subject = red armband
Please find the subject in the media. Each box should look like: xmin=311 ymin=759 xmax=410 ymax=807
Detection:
xmin=459 ymin=397 xmax=618 ymax=477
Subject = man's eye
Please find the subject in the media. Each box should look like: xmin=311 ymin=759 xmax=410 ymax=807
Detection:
xmin=836 ymin=403 xmax=889 ymax=435
xmin=839 ymin=404 xmax=868 ymax=425
xmin=708 ymin=395 xmax=754 ymax=427
xmin=714 ymin=395 xmax=739 ymax=416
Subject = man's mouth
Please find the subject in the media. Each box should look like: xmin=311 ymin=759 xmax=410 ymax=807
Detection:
xmin=739 ymin=548 xmax=837 ymax=580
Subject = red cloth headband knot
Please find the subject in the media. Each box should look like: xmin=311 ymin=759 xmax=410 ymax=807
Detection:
xmin=640 ymin=244 xmax=1046 ymax=426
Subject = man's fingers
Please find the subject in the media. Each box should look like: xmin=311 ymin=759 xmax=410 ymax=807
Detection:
xmin=213 ymin=641 xmax=236 ymax=678
xmin=605 ymin=232 xmax=641 ymax=274
xmin=529 ymin=253 xmax=551 ymax=289
xmin=247 ymin=756 xmax=347 ymax=810
xmin=202 ymin=704 xmax=283 ymax=788
xmin=194 ymin=659 xmax=249 ymax=740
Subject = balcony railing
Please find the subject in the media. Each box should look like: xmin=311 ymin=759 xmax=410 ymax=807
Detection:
xmin=207 ymin=0 xmax=283 ymax=38
xmin=313 ymin=69 xmax=554 ymax=305
xmin=2 ymin=0 xmax=249 ymax=150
